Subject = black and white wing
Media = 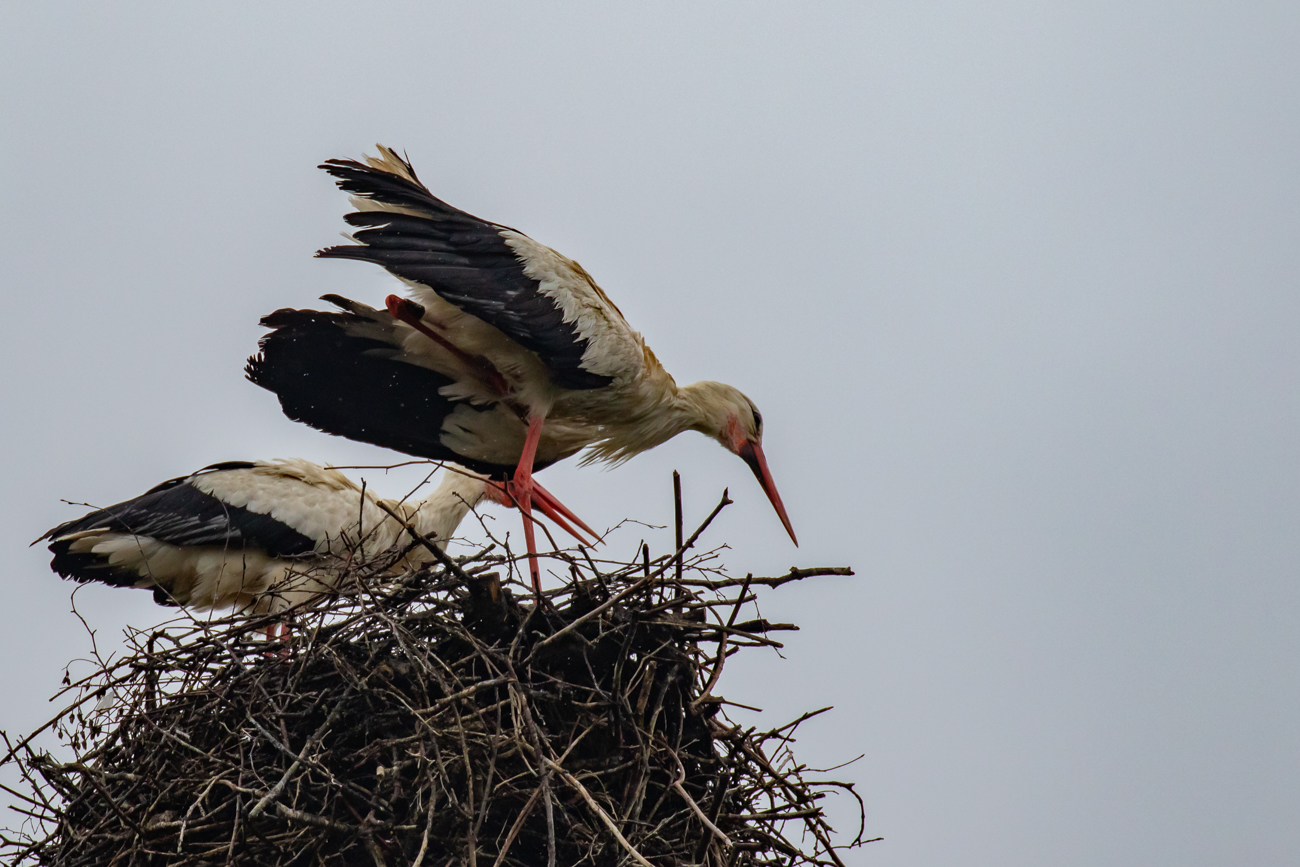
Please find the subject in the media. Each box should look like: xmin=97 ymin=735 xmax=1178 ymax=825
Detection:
xmin=245 ymin=298 xmax=542 ymax=476
xmin=41 ymin=464 xmax=319 ymax=605
xmin=41 ymin=462 xmax=318 ymax=578
xmin=316 ymin=147 xmax=644 ymax=389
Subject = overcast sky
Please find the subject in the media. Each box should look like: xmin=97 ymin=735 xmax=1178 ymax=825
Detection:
xmin=3 ymin=3 xmax=1299 ymax=865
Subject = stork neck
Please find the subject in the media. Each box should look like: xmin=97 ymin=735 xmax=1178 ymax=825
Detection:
xmin=583 ymin=381 xmax=731 ymax=467
xmin=405 ymin=472 xmax=486 ymax=547
xmin=404 ymin=501 xmax=458 ymax=549
xmin=675 ymin=381 xmax=729 ymax=436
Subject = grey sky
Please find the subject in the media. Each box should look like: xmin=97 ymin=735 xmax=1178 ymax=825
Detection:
xmin=3 ymin=3 xmax=1298 ymax=864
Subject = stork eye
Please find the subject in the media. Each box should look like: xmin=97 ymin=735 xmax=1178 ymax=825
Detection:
xmin=752 ymin=408 xmax=763 ymax=435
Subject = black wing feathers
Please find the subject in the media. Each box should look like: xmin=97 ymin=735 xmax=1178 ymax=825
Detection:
xmin=245 ymin=303 xmax=518 ymax=476
xmin=45 ymin=546 xmax=144 ymax=589
xmin=198 ymin=461 xmax=259 ymax=474
xmin=43 ymin=478 xmax=316 ymax=559
xmin=317 ymin=157 xmax=612 ymax=391
xmin=318 ymin=156 xmax=454 ymax=216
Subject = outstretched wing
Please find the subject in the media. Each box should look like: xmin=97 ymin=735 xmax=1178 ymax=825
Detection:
xmin=316 ymin=147 xmax=643 ymax=390
xmin=245 ymin=298 xmax=541 ymax=477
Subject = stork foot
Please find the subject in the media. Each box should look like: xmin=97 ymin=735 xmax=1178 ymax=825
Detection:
xmin=493 ymin=478 xmax=598 ymax=548
xmin=508 ymin=472 xmax=542 ymax=594
xmin=510 ymin=416 xmax=547 ymax=595
xmin=532 ymin=480 xmax=600 ymax=545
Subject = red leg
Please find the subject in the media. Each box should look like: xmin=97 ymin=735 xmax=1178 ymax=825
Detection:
xmin=483 ymin=479 xmax=513 ymax=507
xmin=263 ymin=621 xmax=291 ymax=658
xmin=510 ymin=415 xmax=546 ymax=593
xmin=386 ymin=295 xmax=511 ymax=396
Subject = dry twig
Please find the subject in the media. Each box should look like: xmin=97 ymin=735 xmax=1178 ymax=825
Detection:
xmin=2 ymin=484 xmax=867 ymax=867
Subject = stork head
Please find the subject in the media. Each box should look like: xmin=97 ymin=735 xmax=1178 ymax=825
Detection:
xmin=683 ymin=382 xmax=797 ymax=546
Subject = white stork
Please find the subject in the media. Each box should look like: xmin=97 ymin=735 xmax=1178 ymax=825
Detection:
xmin=38 ymin=460 xmax=514 ymax=621
xmin=246 ymin=146 xmax=797 ymax=590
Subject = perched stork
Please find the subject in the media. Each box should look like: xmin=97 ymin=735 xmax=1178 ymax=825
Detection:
xmin=38 ymin=460 xmax=512 ymax=621
xmin=246 ymin=146 xmax=797 ymax=590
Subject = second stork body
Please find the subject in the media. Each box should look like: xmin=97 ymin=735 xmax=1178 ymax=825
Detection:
xmin=40 ymin=460 xmax=506 ymax=618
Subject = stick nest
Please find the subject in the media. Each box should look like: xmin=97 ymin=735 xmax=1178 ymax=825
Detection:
xmin=2 ymin=492 xmax=865 ymax=867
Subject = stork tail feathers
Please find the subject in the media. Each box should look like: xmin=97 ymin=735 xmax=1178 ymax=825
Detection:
xmin=246 ymin=301 xmax=481 ymax=469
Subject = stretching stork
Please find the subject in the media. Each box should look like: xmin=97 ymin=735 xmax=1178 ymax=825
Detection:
xmin=247 ymin=146 xmax=797 ymax=591
xmin=38 ymin=460 xmax=512 ymax=622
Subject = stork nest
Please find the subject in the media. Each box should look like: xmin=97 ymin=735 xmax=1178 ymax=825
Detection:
xmin=1 ymin=489 xmax=866 ymax=867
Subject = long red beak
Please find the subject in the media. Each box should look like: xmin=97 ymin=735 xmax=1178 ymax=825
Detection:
xmin=737 ymin=440 xmax=798 ymax=546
